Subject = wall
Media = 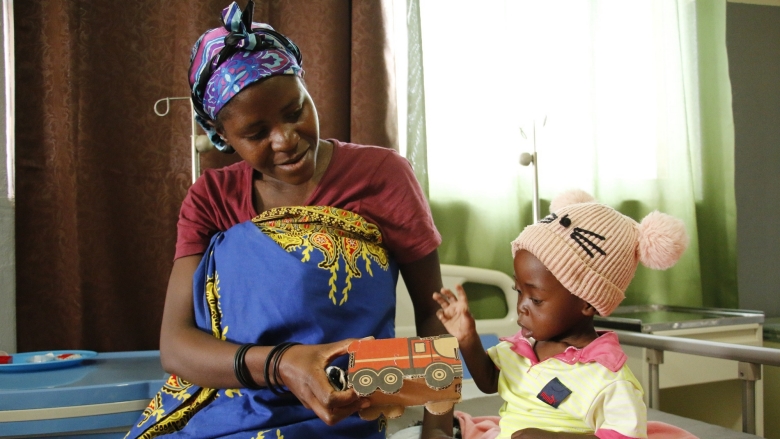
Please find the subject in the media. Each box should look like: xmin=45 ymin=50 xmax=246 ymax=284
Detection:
xmin=0 ymin=0 xmax=15 ymax=353
xmin=728 ymin=2 xmax=780 ymax=436
xmin=727 ymin=1 xmax=780 ymax=317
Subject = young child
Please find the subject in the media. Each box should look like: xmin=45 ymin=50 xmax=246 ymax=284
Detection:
xmin=433 ymin=190 xmax=689 ymax=439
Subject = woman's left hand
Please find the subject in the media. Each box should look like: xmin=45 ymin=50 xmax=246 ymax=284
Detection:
xmin=277 ymin=339 xmax=369 ymax=426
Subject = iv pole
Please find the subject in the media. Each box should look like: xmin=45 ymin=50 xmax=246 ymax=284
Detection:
xmin=153 ymin=97 xmax=213 ymax=184
xmin=519 ymin=116 xmax=546 ymax=223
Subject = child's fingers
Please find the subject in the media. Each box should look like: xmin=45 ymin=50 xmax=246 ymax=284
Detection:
xmin=453 ymin=285 xmax=469 ymax=305
xmin=433 ymin=291 xmax=449 ymax=311
xmin=440 ymin=287 xmax=459 ymax=302
xmin=433 ymin=288 xmax=459 ymax=305
xmin=442 ymin=285 xmax=469 ymax=308
xmin=434 ymin=287 xmax=469 ymax=314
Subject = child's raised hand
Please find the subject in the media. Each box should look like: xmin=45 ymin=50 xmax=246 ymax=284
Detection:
xmin=432 ymin=285 xmax=477 ymax=342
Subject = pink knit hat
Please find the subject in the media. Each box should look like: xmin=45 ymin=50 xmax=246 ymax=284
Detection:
xmin=511 ymin=190 xmax=689 ymax=316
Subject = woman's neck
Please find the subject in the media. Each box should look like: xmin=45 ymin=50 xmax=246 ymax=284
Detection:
xmin=253 ymin=140 xmax=334 ymax=212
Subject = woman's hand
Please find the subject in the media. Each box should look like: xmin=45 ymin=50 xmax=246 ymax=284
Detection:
xmin=432 ymin=285 xmax=477 ymax=342
xmin=276 ymin=339 xmax=369 ymax=425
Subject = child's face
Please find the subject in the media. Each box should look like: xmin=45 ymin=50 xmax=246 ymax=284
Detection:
xmin=513 ymin=250 xmax=595 ymax=342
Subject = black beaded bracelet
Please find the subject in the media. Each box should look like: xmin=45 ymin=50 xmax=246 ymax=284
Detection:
xmin=263 ymin=345 xmax=282 ymax=389
xmin=263 ymin=342 xmax=301 ymax=395
xmin=272 ymin=342 xmax=299 ymax=393
xmin=233 ymin=343 xmax=261 ymax=389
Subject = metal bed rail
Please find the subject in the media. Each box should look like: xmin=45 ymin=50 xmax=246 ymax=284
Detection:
xmin=615 ymin=330 xmax=780 ymax=435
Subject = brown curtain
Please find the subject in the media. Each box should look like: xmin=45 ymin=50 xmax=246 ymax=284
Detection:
xmin=15 ymin=0 xmax=397 ymax=353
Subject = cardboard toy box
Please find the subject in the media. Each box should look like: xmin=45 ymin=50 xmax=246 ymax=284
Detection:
xmin=346 ymin=335 xmax=463 ymax=420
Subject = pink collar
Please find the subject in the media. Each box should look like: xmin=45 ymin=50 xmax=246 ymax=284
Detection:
xmin=499 ymin=331 xmax=627 ymax=372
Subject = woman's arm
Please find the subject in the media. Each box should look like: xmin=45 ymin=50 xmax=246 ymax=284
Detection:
xmin=399 ymin=249 xmax=453 ymax=439
xmin=159 ymin=255 xmax=242 ymax=387
xmin=159 ymin=255 xmax=367 ymax=425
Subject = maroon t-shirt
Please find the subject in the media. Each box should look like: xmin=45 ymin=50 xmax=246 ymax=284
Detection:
xmin=176 ymin=139 xmax=441 ymax=264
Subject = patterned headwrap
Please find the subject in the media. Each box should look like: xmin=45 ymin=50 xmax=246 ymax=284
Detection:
xmin=189 ymin=0 xmax=304 ymax=152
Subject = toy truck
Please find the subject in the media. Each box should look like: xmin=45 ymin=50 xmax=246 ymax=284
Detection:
xmin=346 ymin=335 xmax=463 ymax=420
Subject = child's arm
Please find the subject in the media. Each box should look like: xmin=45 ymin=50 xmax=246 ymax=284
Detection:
xmin=433 ymin=285 xmax=499 ymax=394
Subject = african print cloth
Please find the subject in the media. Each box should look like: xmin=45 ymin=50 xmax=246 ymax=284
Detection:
xmin=189 ymin=1 xmax=303 ymax=152
xmin=125 ymin=206 xmax=397 ymax=438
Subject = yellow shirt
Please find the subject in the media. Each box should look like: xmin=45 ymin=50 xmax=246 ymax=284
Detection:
xmin=486 ymin=331 xmax=647 ymax=439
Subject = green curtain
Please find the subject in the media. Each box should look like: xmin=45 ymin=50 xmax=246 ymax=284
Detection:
xmin=694 ymin=0 xmax=739 ymax=308
xmin=406 ymin=0 xmax=738 ymax=312
xmin=405 ymin=0 xmax=429 ymax=198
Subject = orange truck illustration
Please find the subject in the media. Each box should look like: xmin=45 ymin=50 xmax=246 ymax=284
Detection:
xmin=346 ymin=335 xmax=463 ymax=419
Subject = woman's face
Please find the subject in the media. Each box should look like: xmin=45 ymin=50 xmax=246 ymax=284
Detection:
xmin=216 ymin=75 xmax=320 ymax=186
xmin=513 ymin=250 xmax=594 ymax=342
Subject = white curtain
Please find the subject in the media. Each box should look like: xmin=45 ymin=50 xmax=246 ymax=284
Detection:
xmin=397 ymin=0 xmax=738 ymax=309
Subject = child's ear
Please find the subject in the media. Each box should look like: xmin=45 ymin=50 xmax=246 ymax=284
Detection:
xmin=582 ymin=303 xmax=598 ymax=317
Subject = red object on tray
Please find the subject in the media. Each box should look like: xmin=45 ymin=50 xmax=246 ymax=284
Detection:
xmin=0 ymin=355 xmax=12 ymax=364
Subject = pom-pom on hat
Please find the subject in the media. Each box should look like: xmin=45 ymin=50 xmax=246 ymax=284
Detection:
xmin=511 ymin=190 xmax=688 ymax=316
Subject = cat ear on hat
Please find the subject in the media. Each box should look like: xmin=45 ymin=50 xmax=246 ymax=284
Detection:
xmin=637 ymin=211 xmax=689 ymax=270
xmin=549 ymin=189 xmax=596 ymax=213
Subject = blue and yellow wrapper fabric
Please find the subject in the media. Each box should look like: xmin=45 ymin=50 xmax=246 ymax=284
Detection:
xmin=126 ymin=206 xmax=397 ymax=438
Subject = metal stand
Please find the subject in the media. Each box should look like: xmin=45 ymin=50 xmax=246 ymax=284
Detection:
xmin=646 ymin=348 xmax=664 ymax=410
xmin=519 ymin=118 xmax=545 ymax=222
xmin=153 ymin=96 xmax=212 ymax=184
xmin=739 ymin=361 xmax=761 ymax=434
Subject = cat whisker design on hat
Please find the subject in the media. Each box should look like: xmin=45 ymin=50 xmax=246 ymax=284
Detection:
xmin=540 ymin=211 xmax=608 ymax=257
xmin=571 ymin=228 xmax=606 ymax=258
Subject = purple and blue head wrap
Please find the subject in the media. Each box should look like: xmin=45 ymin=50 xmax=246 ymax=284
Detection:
xmin=189 ymin=1 xmax=304 ymax=152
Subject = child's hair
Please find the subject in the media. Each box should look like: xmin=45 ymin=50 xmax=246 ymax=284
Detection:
xmin=511 ymin=190 xmax=688 ymax=316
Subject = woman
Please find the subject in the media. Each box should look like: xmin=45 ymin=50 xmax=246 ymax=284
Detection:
xmin=126 ymin=1 xmax=451 ymax=438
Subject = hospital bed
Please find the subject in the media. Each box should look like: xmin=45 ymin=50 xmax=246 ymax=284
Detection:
xmin=0 ymin=265 xmax=774 ymax=437
xmin=0 ymin=351 xmax=165 ymax=437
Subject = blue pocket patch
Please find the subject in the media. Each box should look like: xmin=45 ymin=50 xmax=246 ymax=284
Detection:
xmin=537 ymin=377 xmax=571 ymax=408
